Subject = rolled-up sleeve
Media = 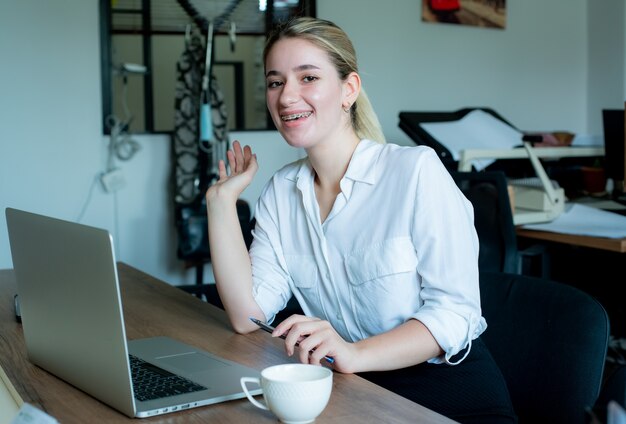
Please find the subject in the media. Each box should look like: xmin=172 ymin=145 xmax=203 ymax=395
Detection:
xmin=249 ymin=181 xmax=292 ymax=324
xmin=409 ymin=151 xmax=487 ymax=365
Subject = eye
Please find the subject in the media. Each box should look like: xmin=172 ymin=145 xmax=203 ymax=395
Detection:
xmin=266 ymin=80 xmax=283 ymax=89
xmin=303 ymin=75 xmax=318 ymax=83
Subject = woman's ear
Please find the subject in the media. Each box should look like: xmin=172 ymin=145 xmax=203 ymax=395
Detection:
xmin=342 ymin=71 xmax=361 ymax=107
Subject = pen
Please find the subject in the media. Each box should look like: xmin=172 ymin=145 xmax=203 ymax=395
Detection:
xmin=249 ymin=317 xmax=335 ymax=364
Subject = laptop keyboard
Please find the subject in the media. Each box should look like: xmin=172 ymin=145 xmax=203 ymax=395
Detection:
xmin=129 ymin=355 xmax=207 ymax=402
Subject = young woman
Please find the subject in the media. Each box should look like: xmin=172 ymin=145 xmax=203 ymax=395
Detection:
xmin=205 ymin=17 xmax=516 ymax=423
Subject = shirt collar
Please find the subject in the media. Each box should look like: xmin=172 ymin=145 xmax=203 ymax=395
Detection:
xmin=343 ymin=139 xmax=381 ymax=185
xmin=282 ymin=139 xmax=382 ymax=187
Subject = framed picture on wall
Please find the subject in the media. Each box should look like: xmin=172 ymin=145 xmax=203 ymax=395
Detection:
xmin=422 ymin=0 xmax=507 ymax=29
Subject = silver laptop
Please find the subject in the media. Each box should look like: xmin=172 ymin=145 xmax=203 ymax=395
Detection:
xmin=5 ymin=207 xmax=261 ymax=418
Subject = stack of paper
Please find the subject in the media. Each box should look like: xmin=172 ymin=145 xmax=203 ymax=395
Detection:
xmin=522 ymin=203 xmax=626 ymax=239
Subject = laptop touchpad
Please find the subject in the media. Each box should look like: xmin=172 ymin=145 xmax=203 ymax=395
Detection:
xmin=157 ymin=352 xmax=230 ymax=373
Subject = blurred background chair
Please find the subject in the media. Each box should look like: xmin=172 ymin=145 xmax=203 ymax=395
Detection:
xmin=479 ymin=271 xmax=611 ymax=424
xmin=451 ymin=171 xmax=519 ymax=274
xmin=451 ymin=170 xmax=548 ymax=276
xmin=177 ymin=198 xmax=253 ymax=303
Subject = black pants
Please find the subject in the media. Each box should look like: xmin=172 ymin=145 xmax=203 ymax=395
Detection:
xmin=357 ymin=338 xmax=517 ymax=424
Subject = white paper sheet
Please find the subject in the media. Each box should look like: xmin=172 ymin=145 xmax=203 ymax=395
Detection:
xmin=522 ymin=203 xmax=626 ymax=238
xmin=608 ymin=401 xmax=626 ymax=424
xmin=10 ymin=404 xmax=59 ymax=424
xmin=420 ymin=110 xmax=524 ymax=170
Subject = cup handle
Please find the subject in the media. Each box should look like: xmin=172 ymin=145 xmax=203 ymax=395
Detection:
xmin=240 ymin=377 xmax=268 ymax=410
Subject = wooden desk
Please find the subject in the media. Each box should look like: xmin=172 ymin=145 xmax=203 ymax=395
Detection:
xmin=516 ymin=228 xmax=626 ymax=253
xmin=0 ymin=263 xmax=455 ymax=424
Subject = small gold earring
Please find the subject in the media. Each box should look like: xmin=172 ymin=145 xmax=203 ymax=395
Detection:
xmin=343 ymin=104 xmax=351 ymax=113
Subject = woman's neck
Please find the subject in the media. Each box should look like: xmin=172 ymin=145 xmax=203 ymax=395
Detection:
xmin=308 ymin=132 xmax=361 ymax=191
xmin=308 ymin=132 xmax=361 ymax=223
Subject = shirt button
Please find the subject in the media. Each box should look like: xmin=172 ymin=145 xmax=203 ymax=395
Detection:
xmin=325 ymin=272 xmax=330 ymax=279
xmin=336 ymin=314 xmax=343 ymax=321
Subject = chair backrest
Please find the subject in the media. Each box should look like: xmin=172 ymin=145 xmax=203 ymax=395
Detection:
xmin=480 ymin=271 xmax=610 ymax=424
xmin=451 ymin=171 xmax=519 ymax=274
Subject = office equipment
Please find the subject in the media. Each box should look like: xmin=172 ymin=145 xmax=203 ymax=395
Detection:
xmin=480 ymin=271 xmax=610 ymax=424
xmin=603 ymin=108 xmax=626 ymax=199
xmin=456 ymin=142 xmax=603 ymax=173
xmin=399 ymin=108 xmax=516 ymax=171
xmin=5 ymin=208 xmax=262 ymax=419
xmin=398 ymin=108 xmax=604 ymax=172
xmin=0 ymin=265 xmax=456 ymax=423
xmin=459 ymin=142 xmax=566 ymax=225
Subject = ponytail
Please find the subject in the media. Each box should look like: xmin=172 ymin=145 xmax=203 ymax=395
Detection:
xmin=352 ymin=88 xmax=385 ymax=143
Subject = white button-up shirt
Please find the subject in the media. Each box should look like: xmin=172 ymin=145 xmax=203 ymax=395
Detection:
xmin=250 ymin=139 xmax=486 ymax=364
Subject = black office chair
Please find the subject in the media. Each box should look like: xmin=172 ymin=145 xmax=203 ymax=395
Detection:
xmin=451 ymin=170 xmax=549 ymax=277
xmin=479 ymin=271 xmax=610 ymax=424
xmin=451 ymin=171 xmax=520 ymax=274
xmin=177 ymin=199 xmax=253 ymax=303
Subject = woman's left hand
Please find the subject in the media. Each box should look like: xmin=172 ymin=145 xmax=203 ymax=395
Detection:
xmin=272 ymin=315 xmax=359 ymax=373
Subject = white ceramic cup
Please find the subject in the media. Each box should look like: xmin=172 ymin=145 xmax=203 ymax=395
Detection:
xmin=240 ymin=363 xmax=333 ymax=424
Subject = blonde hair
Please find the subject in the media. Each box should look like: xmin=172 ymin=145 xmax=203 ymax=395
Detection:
xmin=264 ymin=17 xmax=386 ymax=143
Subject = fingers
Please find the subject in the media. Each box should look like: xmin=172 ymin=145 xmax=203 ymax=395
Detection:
xmin=295 ymin=323 xmax=331 ymax=365
xmin=277 ymin=317 xmax=335 ymax=364
xmin=232 ymin=141 xmax=244 ymax=173
xmin=207 ymin=140 xmax=257 ymax=201
xmin=217 ymin=160 xmax=227 ymax=181
xmin=226 ymin=149 xmax=237 ymax=175
xmin=273 ymin=314 xmax=307 ymax=339
xmin=225 ymin=140 xmax=257 ymax=176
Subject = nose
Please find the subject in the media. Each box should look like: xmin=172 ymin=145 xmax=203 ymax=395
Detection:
xmin=278 ymin=80 xmax=299 ymax=107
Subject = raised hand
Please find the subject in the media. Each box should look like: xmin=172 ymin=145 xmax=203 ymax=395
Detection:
xmin=206 ymin=140 xmax=258 ymax=203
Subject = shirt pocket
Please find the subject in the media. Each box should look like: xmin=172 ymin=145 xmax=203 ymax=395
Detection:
xmin=284 ymin=254 xmax=319 ymax=289
xmin=344 ymin=237 xmax=419 ymax=337
xmin=345 ymin=237 xmax=417 ymax=285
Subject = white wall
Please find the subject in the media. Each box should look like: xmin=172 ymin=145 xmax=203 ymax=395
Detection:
xmin=0 ymin=2 xmax=113 ymax=262
xmin=319 ymin=0 xmax=624 ymax=145
xmin=1 ymin=0 xmax=624 ymax=287
xmin=587 ymin=0 xmax=626 ymax=134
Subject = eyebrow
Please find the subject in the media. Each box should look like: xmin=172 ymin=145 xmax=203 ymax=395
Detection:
xmin=265 ymin=64 xmax=321 ymax=78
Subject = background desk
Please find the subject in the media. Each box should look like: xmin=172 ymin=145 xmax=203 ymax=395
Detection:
xmin=457 ymin=146 xmax=604 ymax=172
xmin=0 ymin=263 xmax=455 ymax=424
xmin=516 ymin=228 xmax=626 ymax=253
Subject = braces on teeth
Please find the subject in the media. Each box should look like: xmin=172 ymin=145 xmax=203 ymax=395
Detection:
xmin=282 ymin=112 xmax=312 ymax=121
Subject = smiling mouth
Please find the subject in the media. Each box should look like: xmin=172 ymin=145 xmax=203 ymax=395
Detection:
xmin=281 ymin=112 xmax=312 ymax=122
